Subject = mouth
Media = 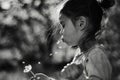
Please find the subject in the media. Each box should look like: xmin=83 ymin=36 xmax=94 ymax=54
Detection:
xmin=71 ymin=45 xmax=78 ymax=49
xmin=62 ymin=38 xmax=69 ymax=44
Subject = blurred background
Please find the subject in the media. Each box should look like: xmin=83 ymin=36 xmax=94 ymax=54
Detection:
xmin=0 ymin=0 xmax=120 ymax=80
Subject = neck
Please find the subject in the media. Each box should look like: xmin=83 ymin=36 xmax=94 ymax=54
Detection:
xmin=78 ymin=37 xmax=97 ymax=52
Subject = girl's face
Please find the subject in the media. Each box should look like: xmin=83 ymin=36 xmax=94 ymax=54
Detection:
xmin=59 ymin=14 xmax=85 ymax=46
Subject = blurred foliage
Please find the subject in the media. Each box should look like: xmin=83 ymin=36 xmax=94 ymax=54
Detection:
xmin=0 ymin=0 xmax=120 ymax=80
xmin=0 ymin=0 xmax=65 ymax=79
xmin=100 ymin=0 xmax=120 ymax=80
xmin=0 ymin=0 xmax=64 ymax=62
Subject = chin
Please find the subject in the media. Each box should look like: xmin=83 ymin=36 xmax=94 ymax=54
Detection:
xmin=66 ymin=42 xmax=77 ymax=47
xmin=63 ymin=41 xmax=71 ymax=46
xmin=63 ymin=39 xmax=77 ymax=47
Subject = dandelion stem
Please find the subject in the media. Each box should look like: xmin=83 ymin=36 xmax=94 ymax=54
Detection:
xmin=30 ymin=71 xmax=35 ymax=77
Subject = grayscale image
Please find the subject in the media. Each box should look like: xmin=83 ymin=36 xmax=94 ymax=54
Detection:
xmin=0 ymin=0 xmax=119 ymax=80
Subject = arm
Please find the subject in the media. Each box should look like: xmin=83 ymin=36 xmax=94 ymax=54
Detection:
xmin=76 ymin=49 xmax=111 ymax=80
xmin=53 ymin=63 xmax=83 ymax=80
xmin=85 ymin=48 xmax=112 ymax=80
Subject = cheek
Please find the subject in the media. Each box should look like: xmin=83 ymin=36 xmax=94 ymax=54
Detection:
xmin=63 ymin=27 xmax=80 ymax=44
xmin=63 ymin=27 xmax=73 ymax=38
xmin=63 ymin=24 xmax=76 ymax=36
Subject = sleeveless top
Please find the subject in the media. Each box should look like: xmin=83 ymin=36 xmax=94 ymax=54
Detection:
xmin=72 ymin=44 xmax=112 ymax=80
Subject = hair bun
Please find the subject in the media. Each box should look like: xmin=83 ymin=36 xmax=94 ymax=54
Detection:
xmin=98 ymin=0 xmax=115 ymax=9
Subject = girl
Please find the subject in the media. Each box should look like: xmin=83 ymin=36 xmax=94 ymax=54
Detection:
xmin=52 ymin=0 xmax=114 ymax=80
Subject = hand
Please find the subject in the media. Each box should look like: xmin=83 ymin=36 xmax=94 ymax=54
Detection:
xmin=61 ymin=63 xmax=83 ymax=79
xmin=30 ymin=73 xmax=51 ymax=80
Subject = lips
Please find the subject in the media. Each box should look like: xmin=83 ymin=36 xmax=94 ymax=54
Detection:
xmin=62 ymin=38 xmax=65 ymax=42
xmin=71 ymin=45 xmax=78 ymax=49
xmin=62 ymin=38 xmax=67 ymax=43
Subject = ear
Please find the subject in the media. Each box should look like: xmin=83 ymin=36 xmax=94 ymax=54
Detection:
xmin=75 ymin=16 xmax=88 ymax=30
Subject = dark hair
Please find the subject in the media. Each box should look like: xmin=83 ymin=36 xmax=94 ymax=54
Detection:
xmin=60 ymin=0 xmax=114 ymax=38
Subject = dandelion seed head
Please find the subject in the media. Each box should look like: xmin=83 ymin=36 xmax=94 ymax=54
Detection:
xmin=23 ymin=64 xmax=32 ymax=73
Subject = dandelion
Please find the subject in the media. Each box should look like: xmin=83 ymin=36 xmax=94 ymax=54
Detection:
xmin=23 ymin=65 xmax=35 ymax=77
xmin=23 ymin=65 xmax=32 ymax=73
